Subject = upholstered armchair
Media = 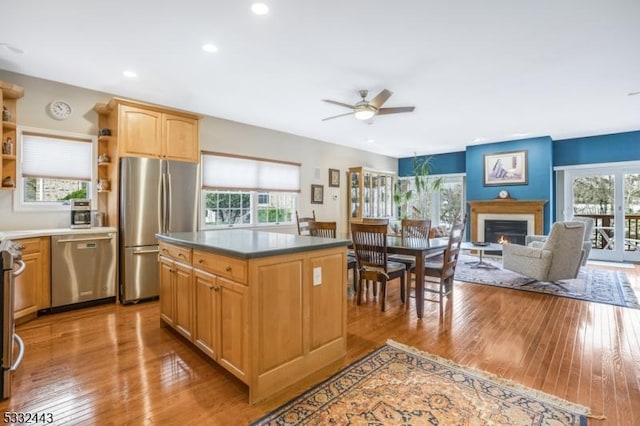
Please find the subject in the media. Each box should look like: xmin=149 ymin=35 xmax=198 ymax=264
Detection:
xmin=503 ymin=221 xmax=586 ymax=283
xmin=526 ymin=217 xmax=594 ymax=266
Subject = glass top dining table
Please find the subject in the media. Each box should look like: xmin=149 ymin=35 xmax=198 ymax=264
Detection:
xmin=346 ymin=234 xmax=450 ymax=319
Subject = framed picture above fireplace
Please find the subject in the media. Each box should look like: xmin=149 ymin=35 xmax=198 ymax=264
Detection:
xmin=483 ymin=150 xmax=528 ymax=186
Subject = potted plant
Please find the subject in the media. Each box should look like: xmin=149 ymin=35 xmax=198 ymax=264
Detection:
xmin=393 ymin=155 xmax=442 ymax=220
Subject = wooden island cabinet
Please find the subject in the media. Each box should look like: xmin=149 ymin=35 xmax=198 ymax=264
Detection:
xmin=157 ymin=230 xmax=349 ymax=404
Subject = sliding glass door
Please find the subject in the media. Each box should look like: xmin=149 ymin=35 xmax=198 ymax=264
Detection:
xmin=564 ymin=166 xmax=640 ymax=262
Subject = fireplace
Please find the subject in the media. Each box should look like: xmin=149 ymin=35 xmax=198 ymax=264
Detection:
xmin=468 ymin=200 xmax=547 ymax=243
xmin=485 ymin=220 xmax=528 ymax=245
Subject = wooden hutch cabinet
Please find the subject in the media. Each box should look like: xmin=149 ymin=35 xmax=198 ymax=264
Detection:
xmin=347 ymin=167 xmax=396 ymax=223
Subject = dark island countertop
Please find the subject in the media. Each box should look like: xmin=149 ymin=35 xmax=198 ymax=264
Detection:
xmin=156 ymin=229 xmax=350 ymax=259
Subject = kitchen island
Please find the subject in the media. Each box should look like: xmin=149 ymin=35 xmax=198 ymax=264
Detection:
xmin=156 ymin=230 xmax=350 ymax=404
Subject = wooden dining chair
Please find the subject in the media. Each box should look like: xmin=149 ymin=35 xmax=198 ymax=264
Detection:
xmin=388 ymin=218 xmax=432 ymax=269
xmin=362 ymin=218 xmax=390 ymax=225
xmin=350 ymin=222 xmax=407 ymax=312
xmin=296 ymin=210 xmax=316 ymax=235
xmin=308 ymin=220 xmax=358 ymax=292
xmin=308 ymin=220 xmax=337 ymax=238
xmin=410 ymin=214 xmax=466 ymax=309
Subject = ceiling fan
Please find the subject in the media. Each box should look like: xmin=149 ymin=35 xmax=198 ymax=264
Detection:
xmin=321 ymin=89 xmax=415 ymax=121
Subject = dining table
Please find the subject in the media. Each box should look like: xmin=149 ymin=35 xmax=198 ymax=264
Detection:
xmin=343 ymin=232 xmax=449 ymax=319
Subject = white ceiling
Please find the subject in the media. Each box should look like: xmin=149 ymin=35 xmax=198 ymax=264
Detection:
xmin=1 ymin=1 xmax=639 ymax=158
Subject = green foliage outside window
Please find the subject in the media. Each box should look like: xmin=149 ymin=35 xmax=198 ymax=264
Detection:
xmin=257 ymin=208 xmax=291 ymax=223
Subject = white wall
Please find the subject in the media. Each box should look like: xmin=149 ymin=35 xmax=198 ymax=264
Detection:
xmin=0 ymin=70 xmax=396 ymax=233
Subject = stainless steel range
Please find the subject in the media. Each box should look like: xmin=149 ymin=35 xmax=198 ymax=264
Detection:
xmin=0 ymin=240 xmax=26 ymax=399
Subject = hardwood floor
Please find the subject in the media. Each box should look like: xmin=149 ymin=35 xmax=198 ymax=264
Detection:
xmin=2 ymin=262 xmax=639 ymax=425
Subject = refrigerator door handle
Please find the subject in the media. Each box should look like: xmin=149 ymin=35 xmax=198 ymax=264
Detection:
xmin=166 ymin=171 xmax=172 ymax=233
xmin=10 ymin=334 xmax=25 ymax=372
xmin=160 ymin=172 xmax=167 ymax=233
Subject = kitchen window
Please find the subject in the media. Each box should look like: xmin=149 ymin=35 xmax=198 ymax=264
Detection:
xmin=201 ymin=152 xmax=300 ymax=228
xmin=16 ymin=127 xmax=96 ymax=211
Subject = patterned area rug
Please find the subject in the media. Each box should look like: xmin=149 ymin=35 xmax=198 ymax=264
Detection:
xmin=252 ymin=340 xmax=589 ymax=425
xmin=454 ymin=254 xmax=640 ymax=309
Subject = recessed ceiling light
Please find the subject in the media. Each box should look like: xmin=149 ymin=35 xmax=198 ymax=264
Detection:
xmin=122 ymin=70 xmax=137 ymax=78
xmin=472 ymin=137 xmax=487 ymax=143
xmin=512 ymin=132 xmax=530 ymax=138
xmin=0 ymin=43 xmax=24 ymax=54
xmin=202 ymin=43 xmax=218 ymax=53
xmin=367 ymin=139 xmax=375 ymax=144
xmin=251 ymin=3 xmax=269 ymax=15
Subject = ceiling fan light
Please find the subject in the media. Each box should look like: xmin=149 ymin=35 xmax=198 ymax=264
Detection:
xmin=354 ymin=109 xmax=375 ymax=120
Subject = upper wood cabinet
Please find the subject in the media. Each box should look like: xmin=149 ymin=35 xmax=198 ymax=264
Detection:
xmin=118 ymin=105 xmax=163 ymax=158
xmin=162 ymin=113 xmax=199 ymax=162
xmin=95 ymin=98 xmax=200 ymax=163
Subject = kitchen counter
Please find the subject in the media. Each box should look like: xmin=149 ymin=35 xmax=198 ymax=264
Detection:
xmin=156 ymin=229 xmax=350 ymax=259
xmin=0 ymin=227 xmax=117 ymax=241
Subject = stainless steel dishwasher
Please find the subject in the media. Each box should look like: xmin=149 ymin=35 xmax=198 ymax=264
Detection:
xmin=51 ymin=232 xmax=117 ymax=309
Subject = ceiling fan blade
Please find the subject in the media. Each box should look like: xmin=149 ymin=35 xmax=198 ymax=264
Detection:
xmin=322 ymin=99 xmax=355 ymax=109
xmin=322 ymin=111 xmax=355 ymax=121
xmin=369 ymin=89 xmax=393 ymax=109
xmin=377 ymin=106 xmax=415 ymax=115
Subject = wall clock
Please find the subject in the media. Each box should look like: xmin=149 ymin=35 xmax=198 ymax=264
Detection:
xmin=48 ymin=100 xmax=73 ymax=120
xmin=498 ymin=190 xmax=509 ymax=199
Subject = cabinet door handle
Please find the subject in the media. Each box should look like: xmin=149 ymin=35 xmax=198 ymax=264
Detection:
xmin=198 ymin=258 xmax=205 ymax=264
xmin=178 ymin=253 xmax=185 ymax=258
xmin=212 ymin=285 xmax=220 ymax=292
xmin=225 ymin=266 xmax=232 ymax=273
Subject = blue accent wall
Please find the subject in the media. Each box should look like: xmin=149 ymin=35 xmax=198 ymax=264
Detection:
xmin=554 ymin=130 xmax=640 ymax=166
xmin=398 ymin=151 xmax=465 ymax=177
xmin=466 ymin=137 xmax=553 ymax=232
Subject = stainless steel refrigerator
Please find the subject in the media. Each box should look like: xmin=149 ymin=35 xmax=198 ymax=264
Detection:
xmin=119 ymin=157 xmax=199 ymax=303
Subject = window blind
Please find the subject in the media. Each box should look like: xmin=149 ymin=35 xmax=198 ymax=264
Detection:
xmin=202 ymin=153 xmax=300 ymax=192
xmin=22 ymin=134 xmax=92 ymax=180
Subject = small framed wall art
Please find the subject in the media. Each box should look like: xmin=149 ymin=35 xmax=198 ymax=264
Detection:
xmin=483 ymin=150 xmax=528 ymax=186
xmin=311 ymin=184 xmax=324 ymax=204
xmin=328 ymin=168 xmax=340 ymax=187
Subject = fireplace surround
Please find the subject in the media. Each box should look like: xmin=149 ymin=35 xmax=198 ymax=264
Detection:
xmin=468 ymin=200 xmax=547 ymax=243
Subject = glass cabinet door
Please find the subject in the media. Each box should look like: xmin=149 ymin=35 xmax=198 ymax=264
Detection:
xmin=348 ymin=167 xmax=396 ymax=222
xmin=349 ymin=169 xmax=361 ymax=218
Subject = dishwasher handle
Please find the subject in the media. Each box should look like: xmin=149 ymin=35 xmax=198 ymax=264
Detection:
xmin=56 ymin=236 xmax=114 ymax=244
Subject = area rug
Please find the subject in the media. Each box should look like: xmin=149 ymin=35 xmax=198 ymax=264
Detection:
xmin=454 ymin=254 xmax=640 ymax=309
xmin=252 ymin=340 xmax=591 ymax=425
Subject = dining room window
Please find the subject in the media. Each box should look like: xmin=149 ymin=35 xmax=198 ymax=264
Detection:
xmin=398 ymin=174 xmax=465 ymax=227
xmin=201 ymin=152 xmax=301 ymax=228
